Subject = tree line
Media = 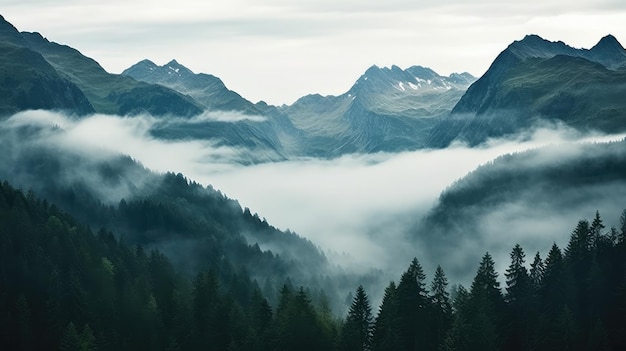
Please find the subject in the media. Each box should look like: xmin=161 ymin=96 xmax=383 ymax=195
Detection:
xmin=1 ymin=180 xmax=625 ymax=350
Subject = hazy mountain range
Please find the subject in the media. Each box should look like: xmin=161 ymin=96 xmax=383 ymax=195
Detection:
xmin=2 ymin=11 xmax=626 ymax=320
xmin=0 ymin=14 xmax=477 ymax=159
xmin=428 ymin=34 xmax=626 ymax=146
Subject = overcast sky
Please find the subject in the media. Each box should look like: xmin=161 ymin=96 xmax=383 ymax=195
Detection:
xmin=3 ymin=0 xmax=626 ymax=105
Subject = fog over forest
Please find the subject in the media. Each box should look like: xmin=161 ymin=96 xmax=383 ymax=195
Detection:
xmin=4 ymin=110 xmax=626 ymax=291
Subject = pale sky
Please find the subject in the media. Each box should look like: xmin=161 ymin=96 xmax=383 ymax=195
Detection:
xmin=3 ymin=0 xmax=626 ymax=105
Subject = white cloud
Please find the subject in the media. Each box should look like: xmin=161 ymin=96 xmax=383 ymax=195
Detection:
xmin=190 ymin=125 xmax=626 ymax=276
xmin=4 ymin=110 xmax=626 ymax=286
xmin=191 ymin=111 xmax=267 ymax=123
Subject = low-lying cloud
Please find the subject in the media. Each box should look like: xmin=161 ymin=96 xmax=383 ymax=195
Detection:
xmin=200 ymin=126 xmax=626 ymax=280
xmin=190 ymin=111 xmax=268 ymax=123
xmin=3 ymin=110 xmax=626 ymax=290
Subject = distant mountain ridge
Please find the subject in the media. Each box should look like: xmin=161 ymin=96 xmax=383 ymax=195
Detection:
xmin=122 ymin=57 xmax=475 ymax=157
xmin=4 ymin=14 xmax=625 ymax=157
xmin=283 ymin=64 xmax=475 ymax=155
xmin=0 ymin=14 xmax=203 ymax=117
xmin=429 ymin=34 xmax=626 ymax=146
xmin=122 ymin=59 xmax=262 ymax=114
xmin=0 ymin=16 xmax=94 ymax=115
xmin=0 ymin=14 xmax=473 ymax=157
xmin=505 ymin=34 xmax=626 ymax=69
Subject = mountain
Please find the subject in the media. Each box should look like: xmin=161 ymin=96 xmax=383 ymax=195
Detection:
xmin=2 ymin=14 xmax=476 ymax=158
xmin=429 ymin=34 xmax=626 ymax=147
xmin=122 ymin=60 xmax=473 ymax=158
xmin=0 ymin=110 xmax=359 ymax=297
xmin=0 ymin=179 xmax=347 ymax=350
xmin=0 ymin=15 xmax=202 ymax=117
xmin=122 ymin=59 xmax=260 ymax=113
xmin=0 ymin=16 xmax=94 ymax=115
xmin=284 ymin=65 xmax=475 ymax=156
xmin=412 ymin=138 xmax=626 ymax=281
xmin=122 ymin=59 xmax=303 ymax=161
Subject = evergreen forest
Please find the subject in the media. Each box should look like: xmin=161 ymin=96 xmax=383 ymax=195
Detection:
xmin=2 ymin=180 xmax=626 ymax=350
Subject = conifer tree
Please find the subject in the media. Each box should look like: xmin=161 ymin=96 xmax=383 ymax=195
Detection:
xmin=341 ymin=285 xmax=373 ymax=351
xmin=396 ymin=258 xmax=429 ymax=351
xmin=565 ymin=220 xmax=592 ymax=262
xmin=430 ymin=265 xmax=452 ymax=350
xmin=505 ymin=244 xmax=530 ymax=303
xmin=589 ymin=211 xmax=606 ymax=246
xmin=371 ymin=282 xmax=400 ymax=351
xmin=504 ymin=244 xmax=531 ymax=351
xmin=529 ymin=252 xmax=544 ymax=293
xmin=470 ymin=253 xmax=503 ymax=313
xmin=468 ymin=253 xmax=503 ymax=350
xmin=540 ymin=243 xmax=564 ymax=309
xmin=442 ymin=285 xmax=471 ymax=351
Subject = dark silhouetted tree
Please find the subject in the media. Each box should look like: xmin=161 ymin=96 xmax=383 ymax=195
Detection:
xmin=396 ymin=258 xmax=429 ymax=351
xmin=340 ymin=285 xmax=373 ymax=351
xmin=430 ymin=265 xmax=452 ymax=350
xmin=468 ymin=252 xmax=503 ymax=350
xmin=371 ymin=282 xmax=400 ymax=351
xmin=504 ymin=244 xmax=531 ymax=351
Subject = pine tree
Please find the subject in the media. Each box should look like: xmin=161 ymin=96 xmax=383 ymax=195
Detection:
xmin=540 ymin=243 xmax=565 ymax=312
xmin=371 ymin=282 xmax=400 ymax=351
xmin=79 ymin=324 xmax=96 ymax=351
xmin=59 ymin=322 xmax=81 ymax=351
xmin=442 ymin=285 xmax=470 ymax=351
xmin=468 ymin=253 xmax=503 ymax=350
xmin=538 ymin=243 xmax=577 ymax=350
xmin=341 ymin=285 xmax=373 ymax=351
xmin=505 ymin=244 xmax=530 ymax=303
xmin=590 ymin=211 xmax=606 ymax=245
xmin=470 ymin=252 xmax=503 ymax=313
xmin=396 ymin=258 xmax=429 ymax=351
xmin=565 ymin=220 xmax=592 ymax=262
xmin=504 ymin=244 xmax=531 ymax=351
xmin=529 ymin=252 xmax=544 ymax=293
xmin=430 ymin=265 xmax=452 ymax=350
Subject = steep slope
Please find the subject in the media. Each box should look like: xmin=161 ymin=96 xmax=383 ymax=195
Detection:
xmin=0 ymin=112 xmax=329 ymax=286
xmin=122 ymin=59 xmax=260 ymax=113
xmin=0 ymin=16 xmax=94 ymax=116
xmin=0 ymin=180 xmax=346 ymax=350
xmin=413 ymin=139 xmax=626 ymax=281
xmin=285 ymin=65 xmax=475 ymax=156
xmin=0 ymin=15 xmax=202 ymax=117
xmin=122 ymin=59 xmax=303 ymax=160
xmin=429 ymin=35 xmax=626 ymax=147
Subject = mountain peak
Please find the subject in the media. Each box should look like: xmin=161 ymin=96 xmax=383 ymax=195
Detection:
xmin=137 ymin=59 xmax=157 ymax=67
xmin=164 ymin=59 xmax=195 ymax=75
xmin=0 ymin=14 xmax=21 ymax=40
xmin=508 ymin=34 xmax=571 ymax=59
xmin=592 ymin=34 xmax=625 ymax=52
xmin=364 ymin=64 xmax=382 ymax=74
xmin=406 ymin=65 xmax=438 ymax=80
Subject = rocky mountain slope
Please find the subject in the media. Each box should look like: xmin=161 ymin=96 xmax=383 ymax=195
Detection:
xmin=429 ymin=34 xmax=626 ymax=146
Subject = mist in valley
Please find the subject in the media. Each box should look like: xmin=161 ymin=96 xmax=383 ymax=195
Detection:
xmin=3 ymin=110 xmax=626 ymax=300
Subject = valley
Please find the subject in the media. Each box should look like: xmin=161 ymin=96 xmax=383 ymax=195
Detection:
xmin=1 ymin=11 xmax=626 ymax=351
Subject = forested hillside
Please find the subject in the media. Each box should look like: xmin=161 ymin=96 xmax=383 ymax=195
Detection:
xmin=2 ymin=181 xmax=625 ymax=350
xmin=0 ymin=114 xmax=390 ymax=317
